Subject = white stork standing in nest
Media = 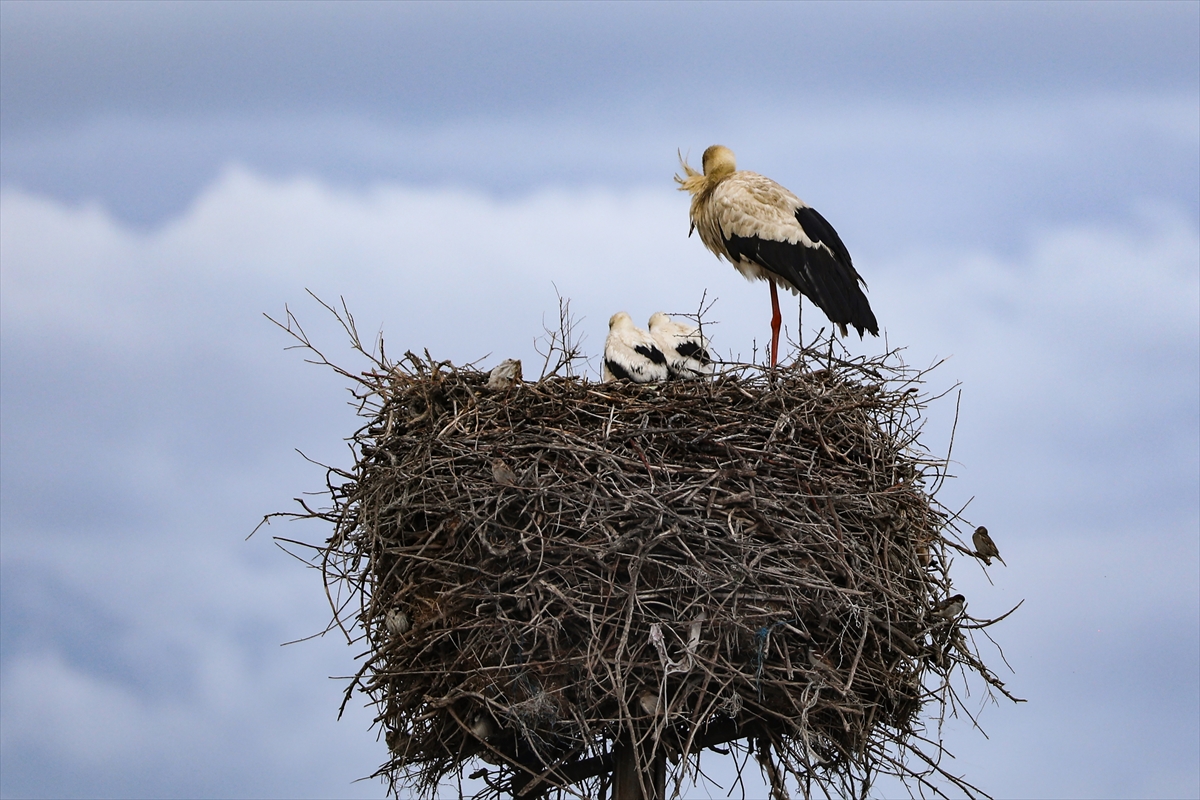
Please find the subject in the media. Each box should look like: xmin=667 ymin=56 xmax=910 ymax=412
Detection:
xmin=648 ymin=312 xmax=713 ymax=379
xmin=602 ymin=311 xmax=670 ymax=383
xmin=676 ymin=145 xmax=878 ymax=367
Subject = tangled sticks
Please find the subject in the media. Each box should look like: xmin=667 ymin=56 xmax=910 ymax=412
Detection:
xmin=269 ymin=306 xmax=1018 ymax=800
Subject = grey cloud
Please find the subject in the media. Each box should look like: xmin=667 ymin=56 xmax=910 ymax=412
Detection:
xmin=2 ymin=2 xmax=1196 ymax=129
xmin=3 ymin=96 xmax=1196 ymax=235
xmin=1 ymin=2 xmax=1197 ymax=229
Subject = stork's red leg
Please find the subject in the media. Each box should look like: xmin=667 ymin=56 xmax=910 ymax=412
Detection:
xmin=769 ymin=281 xmax=782 ymax=368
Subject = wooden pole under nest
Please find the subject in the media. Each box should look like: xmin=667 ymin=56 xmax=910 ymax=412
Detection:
xmin=612 ymin=738 xmax=665 ymax=800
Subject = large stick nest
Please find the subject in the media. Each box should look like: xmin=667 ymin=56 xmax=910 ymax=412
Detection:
xmin=268 ymin=301 xmax=1019 ymax=800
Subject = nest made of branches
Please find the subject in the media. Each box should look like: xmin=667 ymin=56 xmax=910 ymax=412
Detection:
xmin=266 ymin=300 xmax=1019 ymax=800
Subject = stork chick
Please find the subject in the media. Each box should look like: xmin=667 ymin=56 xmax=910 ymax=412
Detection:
xmin=648 ymin=312 xmax=713 ymax=379
xmin=603 ymin=312 xmax=669 ymax=383
xmin=676 ymin=145 xmax=878 ymax=367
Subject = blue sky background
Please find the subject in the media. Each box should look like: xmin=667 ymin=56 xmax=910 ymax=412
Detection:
xmin=1 ymin=2 xmax=1197 ymax=798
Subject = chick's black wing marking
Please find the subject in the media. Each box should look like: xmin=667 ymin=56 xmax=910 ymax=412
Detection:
xmin=634 ymin=344 xmax=667 ymax=364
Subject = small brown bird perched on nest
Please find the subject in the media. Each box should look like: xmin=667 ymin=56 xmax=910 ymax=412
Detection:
xmin=486 ymin=358 xmax=523 ymax=390
xmin=677 ymin=145 xmax=879 ymax=367
xmin=973 ymin=525 xmax=1006 ymax=566
xmin=932 ymin=593 xmax=967 ymax=621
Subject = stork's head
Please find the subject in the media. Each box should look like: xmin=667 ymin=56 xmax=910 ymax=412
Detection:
xmin=701 ymin=145 xmax=736 ymax=179
xmin=608 ymin=311 xmax=634 ymax=330
xmin=675 ymin=145 xmax=736 ymax=196
xmin=647 ymin=312 xmax=670 ymax=331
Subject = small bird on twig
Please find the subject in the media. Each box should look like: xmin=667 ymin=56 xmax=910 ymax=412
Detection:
xmin=385 ymin=608 xmax=411 ymax=636
xmin=808 ymin=648 xmax=836 ymax=672
xmin=638 ymin=690 xmax=661 ymax=716
xmin=469 ymin=712 xmax=496 ymax=740
xmin=649 ymin=312 xmax=714 ymax=379
xmin=486 ymin=359 xmax=522 ymax=390
xmin=972 ymin=526 xmax=1005 ymax=566
xmin=386 ymin=728 xmax=409 ymax=753
xmin=602 ymin=311 xmax=669 ymax=383
xmin=491 ymin=458 xmax=520 ymax=487
xmin=931 ymin=594 xmax=966 ymax=621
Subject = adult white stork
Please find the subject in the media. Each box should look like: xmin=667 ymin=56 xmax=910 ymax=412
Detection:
xmin=648 ymin=312 xmax=714 ymax=379
xmin=602 ymin=312 xmax=670 ymax=383
xmin=676 ymin=145 xmax=878 ymax=367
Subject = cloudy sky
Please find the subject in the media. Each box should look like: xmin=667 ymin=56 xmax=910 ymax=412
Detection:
xmin=1 ymin=2 xmax=1197 ymax=798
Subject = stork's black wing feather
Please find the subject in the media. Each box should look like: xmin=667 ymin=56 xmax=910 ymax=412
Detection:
xmin=725 ymin=216 xmax=879 ymax=337
xmin=794 ymin=207 xmax=855 ymax=277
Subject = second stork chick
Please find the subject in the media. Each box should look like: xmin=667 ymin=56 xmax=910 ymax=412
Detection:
xmin=603 ymin=312 xmax=669 ymax=383
xmin=648 ymin=312 xmax=713 ymax=379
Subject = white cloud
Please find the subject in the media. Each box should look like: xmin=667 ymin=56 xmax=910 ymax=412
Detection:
xmin=2 ymin=167 xmax=713 ymax=372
